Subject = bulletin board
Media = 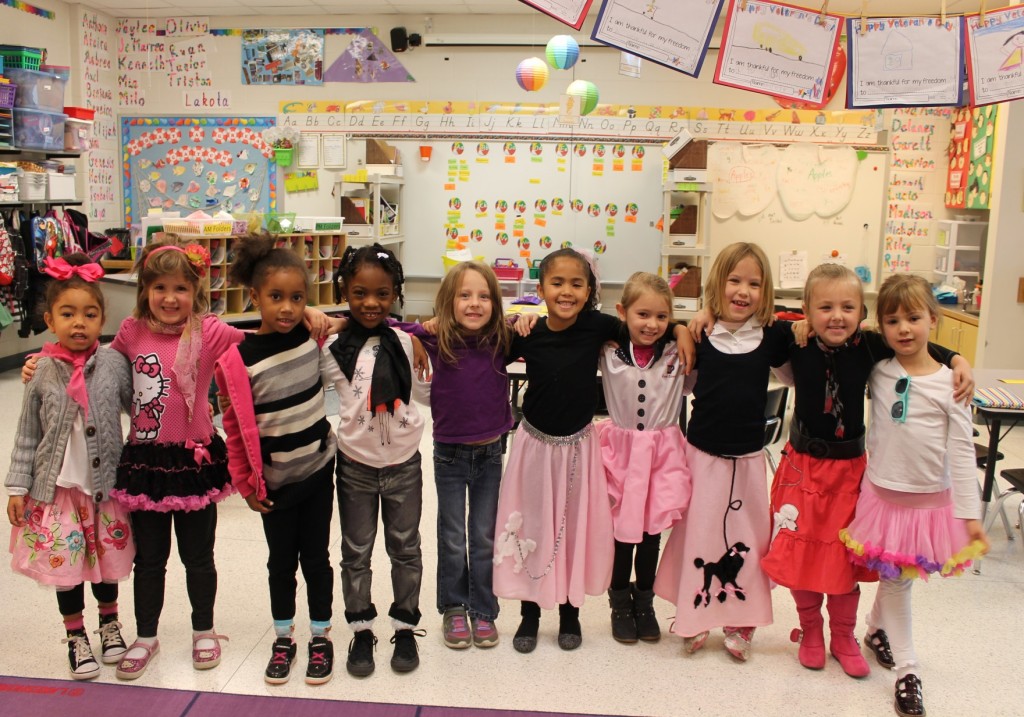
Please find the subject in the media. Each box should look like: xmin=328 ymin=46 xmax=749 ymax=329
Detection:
xmin=121 ymin=117 xmax=278 ymax=227
xmin=397 ymin=139 xmax=664 ymax=286
xmin=396 ymin=136 xmax=888 ymax=292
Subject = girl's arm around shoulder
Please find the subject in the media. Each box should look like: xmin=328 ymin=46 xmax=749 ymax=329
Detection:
xmin=392 ymin=327 xmax=431 ymax=405
xmin=862 ymin=330 xmax=973 ymax=403
xmin=765 ymin=320 xmax=793 ymax=367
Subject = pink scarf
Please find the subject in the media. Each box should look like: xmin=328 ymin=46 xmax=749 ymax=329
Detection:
xmin=148 ymin=313 xmax=204 ymax=422
xmin=36 ymin=341 xmax=99 ymax=419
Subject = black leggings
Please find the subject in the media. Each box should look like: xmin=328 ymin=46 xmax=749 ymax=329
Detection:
xmin=611 ymin=532 xmax=662 ymax=591
xmin=56 ymin=583 xmax=118 ymax=617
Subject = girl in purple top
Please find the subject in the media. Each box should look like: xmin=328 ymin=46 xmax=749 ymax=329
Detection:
xmin=404 ymin=262 xmax=515 ymax=650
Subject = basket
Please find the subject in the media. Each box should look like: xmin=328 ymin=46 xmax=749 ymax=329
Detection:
xmin=0 ymin=46 xmax=43 ymax=71
xmin=161 ymin=218 xmax=234 ymax=236
xmin=442 ymin=254 xmax=484 ymax=272
xmin=0 ymin=83 xmax=15 ymax=110
xmin=63 ymin=106 xmax=95 ymax=121
xmin=493 ymin=258 xmax=523 ymax=281
xmin=264 ymin=212 xmax=297 ymax=234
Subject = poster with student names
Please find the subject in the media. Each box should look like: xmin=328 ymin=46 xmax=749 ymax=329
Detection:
xmin=715 ymin=0 xmax=842 ymax=104
xmin=591 ymin=0 xmax=724 ymax=77
xmin=965 ymin=5 xmax=1024 ymax=106
xmin=847 ymin=17 xmax=964 ymax=108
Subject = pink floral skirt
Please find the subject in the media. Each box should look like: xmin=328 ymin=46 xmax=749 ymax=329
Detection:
xmin=10 ymin=487 xmax=135 ymax=588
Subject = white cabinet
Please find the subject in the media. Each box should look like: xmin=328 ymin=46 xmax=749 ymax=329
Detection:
xmin=933 ymin=220 xmax=986 ymax=288
xmin=660 ymin=181 xmax=711 ymax=318
xmin=338 ymin=174 xmax=404 ymax=259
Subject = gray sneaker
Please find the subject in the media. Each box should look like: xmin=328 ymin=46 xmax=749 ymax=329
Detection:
xmin=442 ymin=607 xmax=472 ymax=649
xmin=470 ymin=616 xmax=499 ymax=648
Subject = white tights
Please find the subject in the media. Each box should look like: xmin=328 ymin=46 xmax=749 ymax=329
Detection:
xmin=867 ymin=578 xmax=917 ymax=678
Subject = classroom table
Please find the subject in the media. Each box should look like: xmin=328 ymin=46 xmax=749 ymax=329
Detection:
xmin=973 ymin=368 xmax=1024 ymax=535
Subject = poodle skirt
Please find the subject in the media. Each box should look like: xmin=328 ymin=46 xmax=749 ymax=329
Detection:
xmin=654 ymin=444 xmax=773 ymax=638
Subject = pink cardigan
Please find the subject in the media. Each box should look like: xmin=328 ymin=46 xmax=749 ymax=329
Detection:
xmin=214 ymin=347 xmax=265 ymax=501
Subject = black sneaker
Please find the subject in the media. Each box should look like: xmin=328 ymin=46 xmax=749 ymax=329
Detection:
xmin=305 ymin=636 xmax=333 ymax=685
xmin=346 ymin=629 xmax=377 ymax=677
xmin=390 ymin=629 xmax=425 ymax=673
xmin=264 ymin=637 xmax=296 ymax=685
xmin=63 ymin=632 xmax=100 ymax=681
xmin=94 ymin=618 xmax=129 ymax=665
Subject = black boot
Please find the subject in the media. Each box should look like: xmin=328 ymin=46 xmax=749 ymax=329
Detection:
xmin=607 ymin=587 xmax=638 ymax=644
xmin=631 ymin=583 xmax=661 ymax=642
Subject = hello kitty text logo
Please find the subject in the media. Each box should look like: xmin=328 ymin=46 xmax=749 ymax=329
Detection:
xmin=132 ymin=354 xmax=169 ymax=441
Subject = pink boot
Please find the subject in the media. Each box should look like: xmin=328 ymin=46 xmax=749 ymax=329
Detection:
xmin=826 ymin=590 xmax=870 ymax=678
xmin=790 ymin=590 xmax=825 ymax=670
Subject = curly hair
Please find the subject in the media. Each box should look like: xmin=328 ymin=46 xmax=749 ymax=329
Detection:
xmin=228 ymin=231 xmax=311 ymax=293
xmin=333 ymin=243 xmax=405 ymax=307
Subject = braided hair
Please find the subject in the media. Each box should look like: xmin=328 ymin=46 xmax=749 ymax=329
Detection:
xmin=228 ymin=231 xmax=310 ymax=293
xmin=333 ymin=243 xmax=405 ymax=307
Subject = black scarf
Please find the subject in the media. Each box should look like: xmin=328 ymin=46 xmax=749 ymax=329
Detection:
xmin=329 ymin=320 xmax=411 ymax=416
xmin=815 ymin=329 xmax=862 ymax=439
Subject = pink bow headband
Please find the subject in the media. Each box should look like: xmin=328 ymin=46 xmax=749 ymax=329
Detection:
xmin=144 ymin=244 xmax=211 ymax=277
xmin=43 ymin=257 xmax=105 ymax=282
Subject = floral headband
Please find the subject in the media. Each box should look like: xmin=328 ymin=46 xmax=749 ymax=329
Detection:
xmin=43 ymin=257 xmax=105 ymax=282
xmin=144 ymin=244 xmax=211 ymax=277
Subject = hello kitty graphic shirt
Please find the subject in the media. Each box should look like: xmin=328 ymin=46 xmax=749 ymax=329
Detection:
xmin=112 ymin=315 xmax=244 ymax=445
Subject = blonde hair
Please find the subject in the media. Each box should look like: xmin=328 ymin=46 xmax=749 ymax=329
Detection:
xmin=620 ymin=271 xmax=672 ymax=313
xmin=803 ymin=263 xmax=864 ymax=311
xmin=433 ymin=261 xmax=512 ymax=365
xmin=704 ymin=242 xmax=774 ymax=325
xmin=875 ymin=273 xmax=940 ymax=326
xmin=132 ymin=235 xmax=210 ymax=320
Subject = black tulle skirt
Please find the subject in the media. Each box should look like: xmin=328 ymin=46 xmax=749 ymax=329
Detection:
xmin=112 ymin=434 xmax=233 ymax=513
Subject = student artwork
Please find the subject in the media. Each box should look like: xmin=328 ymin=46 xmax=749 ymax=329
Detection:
xmin=776 ymin=144 xmax=859 ymax=220
xmin=846 ymin=16 xmax=964 ymax=108
xmin=519 ymin=0 xmax=595 ymax=31
xmin=591 ymin=0 xmax=725 ymax=77
xmin=546 ymin=34 xmax=580 ymax=69
xmin=323 ymin=28 xmax=415 ymax=83
xmin=965 ymin=6 xmax=1024 ymax=105
xmin=565 ymin=79 xmax=600 ymax=115
xmin=774 ymin=44 xmax=846 ymax=110
xmin=241 ymin=29 xmax=324 ymax=85
xmin=709 ymin=143 xmax=780 ymax=219
xmin=715 ymin=0 xmax=843 ymax=106
xmin=516 ymin=57 xmax=550 ymax=91
xmin=965 ymin=105 xmax=997 ymax=209
xmin=120 ymin=117 xmax=276 ymax=226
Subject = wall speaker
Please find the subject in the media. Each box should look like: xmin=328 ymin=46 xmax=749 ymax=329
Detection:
xmin=390 ymin=27 xmax=408 ymax=52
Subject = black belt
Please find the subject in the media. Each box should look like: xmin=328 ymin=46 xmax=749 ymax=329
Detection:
xmin=788 ymin=423 xmax=865 ymax=459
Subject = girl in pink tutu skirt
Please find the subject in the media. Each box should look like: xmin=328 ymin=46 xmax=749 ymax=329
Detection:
xmin=840 ymin=274 xmax=988 ymax=717
xmin=596 ymin=272 xmax=692 ymax=644
xmin=6 ymin=255 xmax=134 ymax=680
xmin=493 ymin=250 xmax=692 ymax=653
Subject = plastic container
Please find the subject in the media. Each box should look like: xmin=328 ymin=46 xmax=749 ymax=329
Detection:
xmin=493 ymin=258 xmax=523 ymax=280
xmin=40 ymin=65 xmax=70 ymax=82
xmin=0 ymin=46 xmax=43 ymax=71
xmin=12 ymin=108 xmax=66 ymax=150
xmin=18 ymin=170 xmax=46 ymax=200
xmin=0 ymin=82 xmax=15 ymax=110
xmin=63 ymin=106 xmax=95 ymax=121
xmin=63 ymin=117 xmax=92 ymax=152
xmin=47 ymin=172 xmax=76 ymax=200
xmin=6 ymin=68 xmax=66 ymax=112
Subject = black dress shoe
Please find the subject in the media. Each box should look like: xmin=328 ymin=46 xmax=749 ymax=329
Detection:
xmin=865 ymin=629 xmax=895 ymax=668
xmin=895 ymin=674 xmax=926 ymax=717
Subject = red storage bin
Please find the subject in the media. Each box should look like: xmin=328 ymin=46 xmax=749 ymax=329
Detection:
xmin=493 ymin=259 xmax=523 ymax=280
xmin=64 ymin=106 xmax=95 ymax=121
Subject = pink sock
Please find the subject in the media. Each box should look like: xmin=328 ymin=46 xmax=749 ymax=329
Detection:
xmin=98 ymin=604 xmax=118 ymax=618
xmin=63 ymin=616 xmax=85 ymax=633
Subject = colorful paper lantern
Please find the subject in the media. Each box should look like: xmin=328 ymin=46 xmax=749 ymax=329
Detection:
xmin=566 ymin=80 xmax=599 ymax=116
xmin=546 ymin=35 xmax=580 ymax=70
xmin=516 ymin=57 xmax=549 ymax=92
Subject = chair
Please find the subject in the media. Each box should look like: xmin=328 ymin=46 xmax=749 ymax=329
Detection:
xmin=984 ymin=468 xmax=1024 ymax=544
xmin=763 ymin=385 xmax=789 ymax=474
xmin=974 ymin=443 xmax=1005 ymax=469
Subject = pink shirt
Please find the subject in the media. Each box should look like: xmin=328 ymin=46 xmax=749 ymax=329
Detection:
xmin=112 ymin=315 xmax=243 ymax=445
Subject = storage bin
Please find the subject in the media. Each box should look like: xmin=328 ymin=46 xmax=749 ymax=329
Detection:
xmin=0 ymin=82 xmax=15 ymax=110
xmin=0 ymin=170 xmax=18 ymax=202
xmin=46 ymin=172 xmax=76 ymax=200
xmin=669 ymin=205 xmax=698 ymax=235
xmin=13 ymin=108 xmax=66 ymax=150
xmin=295 ymin=216 xmax=344 ymax=233
xmin=493 ymin=258 xmax=523 ymax=280
xmin=669 ymin=264 xmax=702 ymax=298
xmin=19 ymin=170 xmax=46 ymax=201
xmin=6 ymin=68 xmax=67 ymax=112
xmin=64 ymin=106 xmax=95 ymax=121
xmin=64 ymin=117 xmax=92 ymax=152
xmin=0 ymin=46 xmax=42 ymax=71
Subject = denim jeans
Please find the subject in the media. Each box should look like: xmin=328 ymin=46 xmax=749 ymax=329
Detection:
xmin=336 ymin=451 xmax=423 ymax=626
xmin=434 ymin=440 xmax=502 ymax=621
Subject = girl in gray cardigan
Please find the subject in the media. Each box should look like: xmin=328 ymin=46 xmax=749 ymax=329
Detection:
xmin=5 ymin=254 xmax=133 ymax=681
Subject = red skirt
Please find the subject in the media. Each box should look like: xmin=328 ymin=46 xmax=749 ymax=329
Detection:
xmin=760 ymin=444 xmax=877 ymax=594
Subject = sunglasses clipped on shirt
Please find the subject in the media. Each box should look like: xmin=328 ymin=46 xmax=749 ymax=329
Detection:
xmin=890 ymin=376 xmax=910 ymax=423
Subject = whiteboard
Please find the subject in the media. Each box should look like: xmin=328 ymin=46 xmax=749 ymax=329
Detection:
xmin=393 ymin=139 xmax=663 ymax=286
xmin=392 ymin=138 xmax=887 ymax=291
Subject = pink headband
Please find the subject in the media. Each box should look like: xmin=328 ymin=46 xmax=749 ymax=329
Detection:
xmin=143 ymin=244 xmax=211 ymax=277
xmin=43 ymin=257 xmax=105 ymax=282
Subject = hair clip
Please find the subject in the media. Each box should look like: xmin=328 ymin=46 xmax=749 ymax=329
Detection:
xmin=43 ymin=257 xmax=104 ymax=282
xmin=183 ymin=243 xmax=212 ymax=277
xmin=376 ymin=251 xmax=389 ymax=259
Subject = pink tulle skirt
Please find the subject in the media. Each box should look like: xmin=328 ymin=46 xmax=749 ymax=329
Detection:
xmin=596 ymin=420 xmax=691 ymax=544
xmin=492 ymin=420 xmax=614 ymax=609
xmin=840 ymin=481 xmax=985 ymax=581
xmin=10 ymin=487 xmax=135 ymax=588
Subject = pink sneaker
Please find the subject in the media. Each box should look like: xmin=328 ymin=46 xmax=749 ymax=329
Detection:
xmin=683 ymin=630 xmax=710 ymax=654
xmin=723 ymin=626 xmax=755 ymax=661
xmin=471 ymin=617 xmax=499 ymax=648
xmin=442 ymin=608 xmax=472 ymax=649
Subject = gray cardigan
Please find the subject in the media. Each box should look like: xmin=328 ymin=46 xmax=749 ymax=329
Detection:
xmin=5 ymin=346 xmax=131 ymax=504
